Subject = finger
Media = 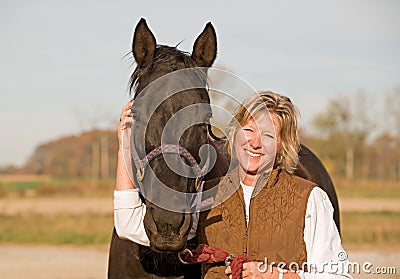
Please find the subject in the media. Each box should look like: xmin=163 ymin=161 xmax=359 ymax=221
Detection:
xmin=225 ymin=266 xmax=231 ymax=274
xmin=120 ymin=109 xmax=133 ymax=124
xmin=120 ymin=123 xmax=132 ymax=132
xmin=242 ymin=262 xmax=257 ymax=271
xmin=124 ymin=116 xmax=133 ymax=124
xmin=119 ymin=121 xmax=133 ymax=131
xmin=124 ymin=107 xmax=132 ymax=114
xmin=122 ymin=109 xmax=133 ymax=118
xmin=121 ymin=102 xmax=134 ymax=117
xmin=123 ymin=100 xmax=134 ymax=111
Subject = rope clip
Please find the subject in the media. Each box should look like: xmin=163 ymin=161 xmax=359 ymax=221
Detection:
xmin=225 ymin=254 xmax=234 ymax=267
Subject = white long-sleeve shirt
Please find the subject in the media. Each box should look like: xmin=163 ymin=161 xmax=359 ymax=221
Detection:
xmin=114 ymin=187 xmax=352 ymax=279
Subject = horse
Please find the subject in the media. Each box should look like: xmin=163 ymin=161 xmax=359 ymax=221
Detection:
xmin=108 ymin=18 xmax=340 ymax=278
xmin=108 ymin=18 xmax=226 ymax=279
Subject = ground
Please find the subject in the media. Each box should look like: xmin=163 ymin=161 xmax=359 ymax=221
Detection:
xmin=1 ymin=245 xmax=399 ymax=279
xmin=0 ymin=245 xmax=108 ymax=279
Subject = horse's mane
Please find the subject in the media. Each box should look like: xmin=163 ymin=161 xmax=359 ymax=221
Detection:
xmin=129 ymin=45 xmax=198 ymax=96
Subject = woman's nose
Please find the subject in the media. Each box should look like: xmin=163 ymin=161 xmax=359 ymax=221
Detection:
xmin=249 ymin=132 xmax=262 ymax=148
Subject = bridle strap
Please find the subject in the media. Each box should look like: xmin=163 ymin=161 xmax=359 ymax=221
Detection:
xmin=134 ymin=142 xmax=210 ymax=187
xmin=208 ymin=123 xmax=225 ymax=141
xmin=130 ymin=118 xmax=211 ymax=191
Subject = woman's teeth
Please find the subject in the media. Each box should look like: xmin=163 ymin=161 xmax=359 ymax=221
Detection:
xmin=246 ymin=150 xmax=262 ymax=157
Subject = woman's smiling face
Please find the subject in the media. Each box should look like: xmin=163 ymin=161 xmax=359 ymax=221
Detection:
xmin=234 ymin=112 xmax=280 ymax=183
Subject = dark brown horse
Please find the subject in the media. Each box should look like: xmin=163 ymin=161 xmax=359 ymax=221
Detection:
xmin=108 ymin=18 xmax=340 ymax=278
xmin=108 ymin=18 xmax=227 ymax=279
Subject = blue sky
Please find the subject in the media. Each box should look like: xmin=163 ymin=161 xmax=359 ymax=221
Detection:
xmin=1 ymin=0 xmax=399 ymax=167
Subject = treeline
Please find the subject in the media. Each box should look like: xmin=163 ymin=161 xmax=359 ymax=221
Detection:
xmin=302 ymin=88 xmax=400 ymax=181
xmin=10 ymin=88 xmax=400 ymax=181
xmin=22 ymin=130 xmax=119 ymax=179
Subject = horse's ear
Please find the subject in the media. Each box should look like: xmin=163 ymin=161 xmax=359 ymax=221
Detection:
xmin=132 ymin=18 xmax=156 ymax=66
xmin=192 ymin=22 xmax=217 ymax=67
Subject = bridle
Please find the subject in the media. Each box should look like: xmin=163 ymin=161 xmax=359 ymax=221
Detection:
xmin=129 ymin=114 xmax=220 ymax=193
xmin=134 ymin=143 xmax=211 ymax=192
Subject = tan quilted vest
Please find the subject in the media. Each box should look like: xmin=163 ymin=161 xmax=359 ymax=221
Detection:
xmin=198 ymin=167 xmax=316 ymax=278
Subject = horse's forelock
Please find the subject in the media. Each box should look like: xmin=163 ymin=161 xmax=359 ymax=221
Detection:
xmin=129 ymin=45 xmax=198 ymax=98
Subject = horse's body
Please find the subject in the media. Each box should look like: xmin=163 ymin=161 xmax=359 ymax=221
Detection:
xmin=108 ymin=19 xmax=339 ymax=278
xmin=297 ymin=144 xmax=340 ymax=230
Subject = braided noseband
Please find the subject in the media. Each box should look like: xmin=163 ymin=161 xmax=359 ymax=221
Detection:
xmin=135 ymin=143 xmax=210 ymax=191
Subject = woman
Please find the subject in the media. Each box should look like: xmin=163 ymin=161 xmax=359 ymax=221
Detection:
xmin=197 ymin=92 xmax=351 ymax=278
xmin=114 ymin=92 xmax=352 ymax=279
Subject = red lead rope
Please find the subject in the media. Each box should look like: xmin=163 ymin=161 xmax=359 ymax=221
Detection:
xmin=184 ymin=244 xmax=249 ymax=279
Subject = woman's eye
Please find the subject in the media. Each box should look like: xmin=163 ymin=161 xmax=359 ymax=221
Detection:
xmin=263 ymin=133 xmax=275 ymax=139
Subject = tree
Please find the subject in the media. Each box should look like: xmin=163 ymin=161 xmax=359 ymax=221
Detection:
xmin=311 ymin=95 xmax=372 ymax=179
xmin=384 ymin=87 xmax=400 ymax=181
xmin=23 ymin=130 xmax=118 ymax=179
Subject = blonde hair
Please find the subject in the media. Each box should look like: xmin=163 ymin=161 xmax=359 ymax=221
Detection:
xmin=226 ymin=91 xmax=300 ymax=174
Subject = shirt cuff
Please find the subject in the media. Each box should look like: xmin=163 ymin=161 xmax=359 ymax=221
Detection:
xmin=114 ymin=189 xmax=142 ymax=209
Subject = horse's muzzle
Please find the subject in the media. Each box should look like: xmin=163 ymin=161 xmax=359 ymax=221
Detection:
xmin=145 ymin=208 xmax=192 ymax=252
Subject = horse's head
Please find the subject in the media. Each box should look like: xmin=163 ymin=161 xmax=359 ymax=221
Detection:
xmin=129 ymin=18 xmax=217 ymax=252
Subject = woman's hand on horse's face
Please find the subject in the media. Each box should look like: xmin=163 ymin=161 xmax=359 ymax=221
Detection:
xmin=115 ymin=101 xmax=135 ymax=191
xmin=118 ymin=101 xmax=134 ymax=146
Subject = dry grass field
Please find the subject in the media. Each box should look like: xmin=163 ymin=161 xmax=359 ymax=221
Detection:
xmin=0 ymin=175 xmax=399 ymax=278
